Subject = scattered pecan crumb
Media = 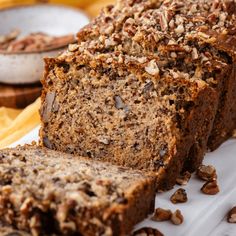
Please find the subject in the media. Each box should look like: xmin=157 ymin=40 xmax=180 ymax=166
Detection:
xmin=151 ymin=208 xmax=172 ymax=222
xmin=197 ymin=165 xmax=217 ymax=181
xmin=232 ymin=130 xmax=236 ymax=138
xmin=175 ymin=24 xmax=185 ymax=34
xmin=176 ymin=171 xmax=191 ymax=185
xmin=170 ymin=188 xmax=188 ymax=204
xmin=97 ymin=136 xmax=110 ymax=145
xmin=170 ymin=209 xmax=184 ymax=225
xmin=145 ymin=60 xmax=160 ymax=76
xmin=227 ymin=207 xmax=236 ymax=223
xmin=132 ymin=227 xmax=164 ymax=236
xmin=68 ymin=44 xmax=79 ymax=52
xmin=201 ymin=180 xmax=220 ymax=195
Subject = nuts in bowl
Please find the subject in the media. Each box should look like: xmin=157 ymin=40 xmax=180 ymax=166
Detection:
xmin=0 ymin=30 xmax=75 ymax=53
xmin=0 ymin=4 xmax=89 ymax=84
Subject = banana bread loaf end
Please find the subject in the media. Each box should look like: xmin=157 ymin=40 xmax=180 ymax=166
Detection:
xmin=0 ymin=146 xmax=156 ymax=236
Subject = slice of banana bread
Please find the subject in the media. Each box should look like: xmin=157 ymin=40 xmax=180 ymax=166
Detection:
xmin=196 ymin=28 xmax=236 ymax=150
xmin=40 ymin=47 xmax=217 ymax=190
xmin=76 ymin=0 xmax=236 ymax=170
xmin=0 ymin=225 xmax=30 ymax=236
xmin=0 ymin=146 xmax=156 ymax=236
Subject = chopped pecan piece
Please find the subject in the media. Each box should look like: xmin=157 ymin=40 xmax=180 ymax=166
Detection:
xmin=227 ymin=207 xmax=236 ymax=223
xmin=151 ymin=208 xmax=172 ymax=222
xmin=170 ymin=209 xmax=184 ymax=225
xmin=132 ymin=227 xmax=164 ymax=236
xmin=170 ymin=188 xmax=188 ymax=204
xmin=145 ymin=60 xmax=160 ymax=76
xmin=232 ymin=130 xmax=236 ymax=138
xmin=176 ymin=171 xmax=191 ymax=185
xmin=197 ymin=165 xmax=217 ymax=181
xmin=68 ymin=44 xmax=79 ymax=52
xmin=201 ymin=180 xmax=220 ymax=195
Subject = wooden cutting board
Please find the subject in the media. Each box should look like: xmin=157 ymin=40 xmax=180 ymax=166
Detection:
xmin=0 ymin=83 xmax=42 ymax=109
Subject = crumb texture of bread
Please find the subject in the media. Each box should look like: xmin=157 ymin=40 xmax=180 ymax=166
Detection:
xmin=40 ymin=51 xmax=217 ymax=190
xmin=0 ymin=146 xmax=156 ymax=236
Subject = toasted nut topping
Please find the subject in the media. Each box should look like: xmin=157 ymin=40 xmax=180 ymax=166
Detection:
xmin=232 ymin=130 xmax=236 ymax=138
xmin=68 ymin=44 xmax=79 ymax=52
xmin=176 ymin=171 xmax=191 ymax=185
xmin=192 ymin=47 xmax=199 ymax=60
xmin=97 ymin=136 xmax=110 ymax=145
xmin=227 ymin=207 xmax=236 ymax=223
xmin=201 ymin=180 xmax=220 ymax=195
xmin=1 ymin=186 xmax=12 ymax=195
xmin=132 ymin=227 xmax=164 ymax=236
xmin=197 ymin=165 xmax=217 ymax=181
xmin=20 ymin=198 xmax=33 ymax=214
xmin=170 ymin=188 xmax=188 ymax=204
xmin=170 ymin=209 xmax=184 ymax=225
xmin=151 ymin=208 xmax=172 ymax=222
xmin=174 ymin=24 xmax=185 ymax=34
xmin=145 ymin=60 xmax=160 ymax=76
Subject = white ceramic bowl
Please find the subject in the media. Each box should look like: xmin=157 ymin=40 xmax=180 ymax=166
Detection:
xmin=0 ymin=4 xmax=90 ymax=84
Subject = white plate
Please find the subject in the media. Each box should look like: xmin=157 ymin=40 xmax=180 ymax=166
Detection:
xmin=10 ymin=127 xmax=236 ymax=236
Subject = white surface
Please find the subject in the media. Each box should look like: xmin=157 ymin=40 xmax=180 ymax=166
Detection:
xmin=10 ymin=127 xmax=236 ymax=236
xmin=0 ymin=5 xmax=90 ymax=84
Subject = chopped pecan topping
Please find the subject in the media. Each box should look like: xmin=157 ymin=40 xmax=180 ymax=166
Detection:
xmin=97 ymin=136 xmax=111 ymax=145
xmin=197 ymin=165 xmax=217 ymax=181
xmin=175 ymin=24 xmax=185 ymax=34
xmin=68 ymin=44 xmax=79 ymax=52
xmin=201 ymin=180 xmax=220 ymax=195
xmin=170 ymin=188 xmax=188 ymax=204
xmin=145 ymin=60 xmax=160 ymax=76
xmin=227 ymin=206 xmax=236 ymax=223
xmin=151 ymin=207 xmax=172 ymax=222
xmin=170 ymin=209 xmax=184 ymax=225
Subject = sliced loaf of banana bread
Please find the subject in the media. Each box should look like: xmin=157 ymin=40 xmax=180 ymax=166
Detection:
xmin=40 ymin=0 xmax=234 ymax=189
xmin=76 ymin=0 xmax=236 ymax=170
xmin=0 ymin=146 xmax=156 ymax=236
